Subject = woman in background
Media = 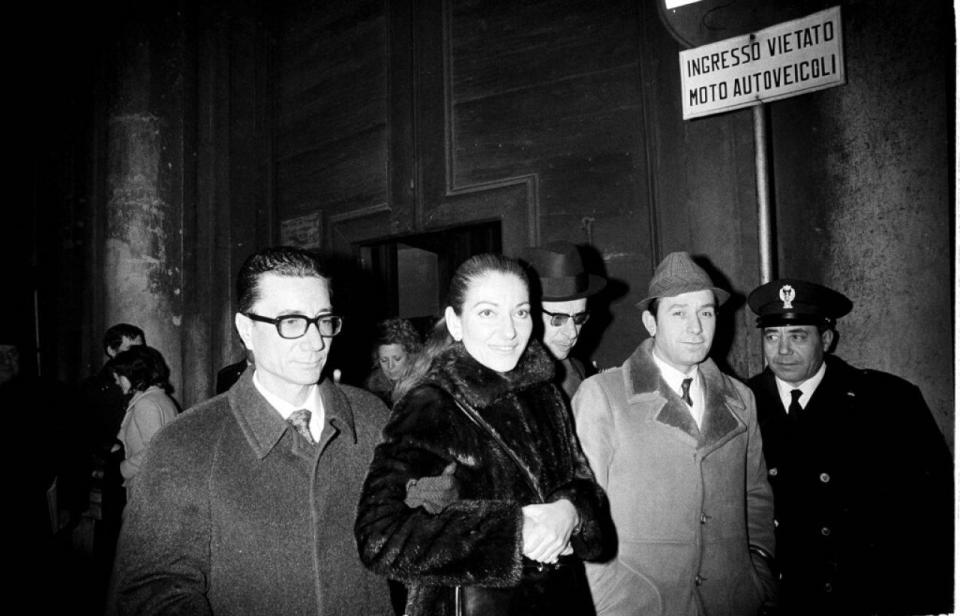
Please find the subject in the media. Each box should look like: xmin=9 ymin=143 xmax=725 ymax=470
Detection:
xmin=110 ymin=345 xmax=179 ymax=497
xmin=356 ymin=253 xmax=609 ymax=616
xmin=363 ymin=317 xmax=422 ymax=405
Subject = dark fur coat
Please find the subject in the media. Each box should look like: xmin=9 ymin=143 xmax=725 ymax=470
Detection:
xmin=355 ymin=340 xmax=610 ymax=616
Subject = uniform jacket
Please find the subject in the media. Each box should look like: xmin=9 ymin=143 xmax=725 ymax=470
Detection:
xmin=117 ymin=385 xmax=179 ymax=485
xmin=749 ymin=355 xmax=954 ymax=616
xmin=355 ymin=340 xmax=610 ymax=616
xmin=110 ymin=371 xmax=394 ymax=616
xmin=572 ymin=338 xmax=776 ymax=616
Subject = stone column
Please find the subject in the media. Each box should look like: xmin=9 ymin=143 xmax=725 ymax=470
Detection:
xmin=103 ymin=15 xmax=184 ymax=398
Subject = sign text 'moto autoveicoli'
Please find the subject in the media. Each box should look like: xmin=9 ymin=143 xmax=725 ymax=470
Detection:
xmin=679 ymin=6 xmax=845 ymax=119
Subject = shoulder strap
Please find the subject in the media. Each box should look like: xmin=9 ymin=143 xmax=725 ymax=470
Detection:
xmin=451 ymin=397 xmax=544 ymax=502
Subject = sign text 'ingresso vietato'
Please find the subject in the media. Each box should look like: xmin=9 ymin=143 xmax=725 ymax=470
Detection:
xmin=679 ymin=6 xmax=845 ymax=120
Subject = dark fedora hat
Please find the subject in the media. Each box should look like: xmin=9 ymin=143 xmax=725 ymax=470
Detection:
xmin=636 ymin=251 xmax=730 ymax=311
xmin=523 ymin=241 xmax=606 ymax=301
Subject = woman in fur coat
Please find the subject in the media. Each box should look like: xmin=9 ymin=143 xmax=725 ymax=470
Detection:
xmin=355 ymin=253 xmax=610 ymax=616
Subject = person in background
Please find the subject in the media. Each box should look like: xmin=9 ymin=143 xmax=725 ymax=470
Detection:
xmin=215 ymin=355 xmax=251 ymax=394
xmin=364 ymin=317 xmax=423 ymax=405
xmin=573 ymin=251 xmax=777 ymax=616
xmin=522 ymin=241 xmax=606 ymax=400
xmin=108 ymin=345 xmax=180 ymax=498
xmin=83 ymin=324 xmax=146 ymax=451
xmin=110 ymin=245 xmax=394 ymax=616
xmin=746 ymin=278 xmax=953 ymax=616
xmin=69 ymin=323 xmax=145 ymax=611
xmin=356 ymin=253 xmax=610 ymax=616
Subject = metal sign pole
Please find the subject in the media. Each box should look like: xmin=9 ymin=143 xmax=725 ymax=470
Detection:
xmin=753 ymin=103 xmax=775 ymax=284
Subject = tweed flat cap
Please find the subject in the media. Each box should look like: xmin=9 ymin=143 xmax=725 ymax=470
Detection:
xmin=636 ymin=251 xmax=730 ymax=311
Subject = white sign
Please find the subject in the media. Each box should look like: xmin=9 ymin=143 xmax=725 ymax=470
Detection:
xmin=679 ymin=6 xmax=844 ymax=119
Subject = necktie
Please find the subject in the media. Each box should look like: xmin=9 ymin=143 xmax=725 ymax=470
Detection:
xmin=680 ymin=378 xmax=693 ymax=407
xmin=788 ymin=389 xmax=803 ymax=417
xmin=287 ymin=409 xmax=316 ymax=445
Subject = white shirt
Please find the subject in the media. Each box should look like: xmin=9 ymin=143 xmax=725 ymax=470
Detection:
xmin=774 ymin=361 xmax=826 ymax=413
xmin=651 ymin=351 xmax=705 ymax=428
xmin=252 ymin=371 xmax=325 ymax=441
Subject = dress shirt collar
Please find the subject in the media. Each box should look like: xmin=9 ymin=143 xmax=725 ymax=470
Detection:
xmin=252 ymin=370 xmax=324 ymax=441
xmin=651 ymin=350 xmax=705 ymax=427
xmin=774 ymin=361 xmax=826 ymax=412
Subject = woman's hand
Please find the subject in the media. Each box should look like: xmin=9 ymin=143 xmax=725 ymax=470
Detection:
xmin=521 ymin=499 xmax=580 ymax=563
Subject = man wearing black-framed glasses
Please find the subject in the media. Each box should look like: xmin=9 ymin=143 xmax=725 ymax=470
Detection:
xmin=523 ymin=241 xmax=606 ymax=400
xmin=112 ymin=245 xmax=393 ymax=616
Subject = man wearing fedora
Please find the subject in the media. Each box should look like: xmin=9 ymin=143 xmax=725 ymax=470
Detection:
xmin=523 ymin=241 xmax=607 ymax=400
xmin=572 ymin=251 xmax=776 ymax=616
xmin=746 ymin=279 xmax=953 ymax=616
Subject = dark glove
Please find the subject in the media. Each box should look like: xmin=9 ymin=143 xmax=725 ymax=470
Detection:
xmin=404 ymin=462 xmax=458 ymax=514
xmin=749 ymin=546 xmax=779 ymax=615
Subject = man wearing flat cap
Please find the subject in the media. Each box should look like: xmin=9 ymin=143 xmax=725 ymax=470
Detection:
xmin=573 ymin=251 xmax=777 ymax=616
xmin=746 ymin=279 xmax=953 ymax=616
xmin=523 ymin=241 xmax=606 ymax=400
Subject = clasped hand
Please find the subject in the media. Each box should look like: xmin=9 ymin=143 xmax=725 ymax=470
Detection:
xmin=521 ymin=499 xmax=578 ymax=564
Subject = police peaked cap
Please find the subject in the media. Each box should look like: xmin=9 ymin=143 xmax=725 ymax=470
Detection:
xmin=747 ymin=278 xmax=852 ymax=328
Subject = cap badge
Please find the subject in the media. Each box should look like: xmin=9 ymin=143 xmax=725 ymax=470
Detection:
xmin=779 ymin=284 xmax=795 ymax=309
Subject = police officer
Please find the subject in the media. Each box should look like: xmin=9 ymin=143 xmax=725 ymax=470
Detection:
xmin=746 ymin=279 xmax=953 ymax=616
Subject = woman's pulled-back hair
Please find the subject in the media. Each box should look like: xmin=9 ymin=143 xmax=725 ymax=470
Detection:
xmin=109 ymin=345 xmax=173 ymax=394
xmin=394 ymin=253 xmax=528 ymax=399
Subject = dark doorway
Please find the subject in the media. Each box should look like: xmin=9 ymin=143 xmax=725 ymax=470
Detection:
xmin=359 ymin=220 xmax=502 ymax=328
xmin=330 ymin=220 xmax=501 ymax=387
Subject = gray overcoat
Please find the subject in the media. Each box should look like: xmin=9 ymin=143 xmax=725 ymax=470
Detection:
xmin=110 ymin=371 xmax=394 ymax=616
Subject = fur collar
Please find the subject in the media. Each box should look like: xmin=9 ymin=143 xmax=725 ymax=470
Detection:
xmin=425 ymin=339 xmax=555 ymax=409
xmin=626 ymin=338 xmax=743 ymax=448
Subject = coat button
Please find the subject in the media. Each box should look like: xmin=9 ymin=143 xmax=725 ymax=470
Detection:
xmin=700 ymin=512 xmax=708 ymax=524
xmin=768 ymin=467 xmax=778 ymax=477
xmin=821 ymin=526 xmax=832 ymax=536
xmin=819 ymin=472 xmax=830 ymax=483
xmin=824 ymin=582 xmax=833 ymax=593
xmin=695 ymin=574 xmax=704 ymax=586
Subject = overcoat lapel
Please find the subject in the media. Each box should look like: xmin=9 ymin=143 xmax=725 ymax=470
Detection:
xmin=655 ymin=384 xmax=701 ymax=440
xmin=698 ymin=364 xmax=745 ymax=454
xmin=626 ymin=339 xmax=745 ymax=451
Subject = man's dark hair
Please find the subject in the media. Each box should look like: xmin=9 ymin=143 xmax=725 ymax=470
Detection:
xmin=236 ymin=246 xmax=330 ymax=313
xmin=103 ymin=323 xmax=145 ymax=355
xmin=646 ymin=298 xmax=659 ymax=318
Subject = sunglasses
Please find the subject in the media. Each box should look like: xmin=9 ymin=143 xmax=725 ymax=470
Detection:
xmin=542 ymin=309 xmax=590 ymax=327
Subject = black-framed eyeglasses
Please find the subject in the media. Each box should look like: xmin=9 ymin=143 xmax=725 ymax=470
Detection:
xmin=542 ymin=309 xmax=590 ymax=327
xmin=244 ymin=312 xmax=343 ymax=339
